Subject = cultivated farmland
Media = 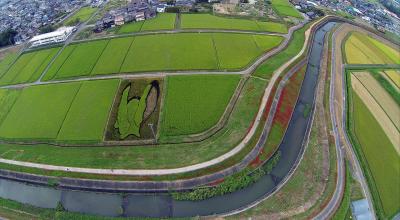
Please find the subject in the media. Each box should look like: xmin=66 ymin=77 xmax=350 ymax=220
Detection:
xmin=161 ymin=75 xmax=240 ymax=136
xmin=383 ymin=70 xmax=400 ymax=88
xmin=51 ymin=40 xmax=108 ymax=79
xmin=64 ymin=6 xmax=97 ymax=25
xmin=349 ymin=91 xmax=400 ymax=218
xmin=91 ymin=37 xmax=134 ymax=75
xmin=213 ymin=33 xmax=283 ymax=69
xmin=117 ymin=13 xmax=176 ymax=34
xmin=181 ymin=14 xmax=288 ymax=33
xmin=271 ymin=0 xmax=303 ymax=18
xmin=0 ymin=83 xmax=81 ymax=140
xmin=351 ymin=72 xmax=399 ymax=152
xmin=344 ymin=32 xmax=400 ymax=64
xmin=0 ymin=47 xmax=60 ymax=85
xmin=57 ymin=79 xmax=120 ymax=142
xmin=0 ymin=52 xmax=18 ymax=77
xmin=43 ymin=33 xmax=282 ymax=80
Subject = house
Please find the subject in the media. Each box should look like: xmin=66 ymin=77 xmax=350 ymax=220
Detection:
xmin=156 ymin=4 xmax=166 ymax=12
xmin=135 ymin=11 xmax=145 ymax=21
xmin=115 ymin=15 xmax=125 ymax=25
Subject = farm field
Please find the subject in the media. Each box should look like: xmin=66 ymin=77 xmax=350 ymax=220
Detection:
xmin=91 ymin=37 xmax=134 ymax=75
xmin=117 ymin=13 xmax=176 ymax=34
xmin=254 ymin=22 xmax=310 ymax=79
xmin=161 ymin=75 xmax=240 ymax=136
xmin=213 ymin=33 xmax=283 ymax=69
xmin=344 ymin=32 xmax=400 ymax=64
xmin=351 ymin=72 xmax=399 ymax=152
xmin=64 ymin=6 xmax=97 ymax=25
xmin=0 ymin=83 xmax=81 ymax=140
xmin=349 ymin=89 xmax=400 ymax=218
xmin=57 ymin=79 xmax=120 ymax=142
xmin=43 ymin=33 xmax=282 ymax=80
xmin=181 ymin=14 xmax=288 ymax=33
xmin=0 ymin=47 xmax=60 ymax=85
xmin=383 ymin=70 xmax=400 ymax=88
xmin=0 ymin=52 xmax=18 ymax=77
xmin=0 ymin=89 xmax=20 ymax=126
xmin=0 ymin=78 xmax=266 ymax=170
xmin=51 ymin=40 xmax=108 ymax=79
xmin=271 ymin=0 xmax=303 ymax=18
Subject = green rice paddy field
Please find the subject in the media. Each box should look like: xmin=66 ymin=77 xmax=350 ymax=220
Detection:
xmin=38 ymin=33 xmax=282 ymax=80
xmin=349 ymin=88 xmax=400 ymax=218
xmin=180 ymin=14 xmax=288 ymax=33
xmin=161 ymin=75 xmax=240 ymax=136
xmin=344 ymin=32 xmax=400 ymax=64
xmin=118 ymin=13 xmax=176 ymax=34
xmin=64 ymin=6 xmax=97 ymax=25
xmin=271 ymin=0 xmax=302 ymax=18
xmin=0 ymin=79 xmax=119 ymax=142
xmin=0 ymin=47 xmax=60 ymax=85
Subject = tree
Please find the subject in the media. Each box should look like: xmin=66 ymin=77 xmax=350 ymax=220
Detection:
xmin=0 ymin=29 xmax=17 ymax=47
xmin=39 ymin=24 xmax=55 ymax=34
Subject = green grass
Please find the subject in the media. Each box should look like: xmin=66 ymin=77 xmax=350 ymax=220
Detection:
xmin=161 ymin=75 xmax=240 ymax=136
xmin=367 ymin=36 xmax=400 ymax=64
xmin=117 ymin=13 xmax=176 ymax=34
xmin=0 ymin=83 xmax=81 ymax=140
xmin=0 ymin=48 xmax=60 ymax=85
xmin=64 ymin=6 xmax=97 ymax=25
xmin=332 ymin=164 xmax=351 ymax=220
xmin=350 ymin=90 xmax=400 ymax=218
xmin=56 ymin=79 xmax=120 ymax=142
xmin=271 ymin=0 xmax=303 ymax=18
xmin=213 ymin=33 xmax=283 ymax=69
xmin=91 ymin=37 xmax=134 ymax=75
xmin=53 ymin=40 xmax=108 ymax=79
xmin=120 ymin=33 xmax=218 ymax=72
xmin=254 ymin=23 xmax=310 ymax=79
xmin=181 ymin=14 xmax=288 ymax=33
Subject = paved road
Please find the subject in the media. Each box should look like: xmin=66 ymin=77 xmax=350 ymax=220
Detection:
xmin=315 ymin=23 xmax=376 ymax=220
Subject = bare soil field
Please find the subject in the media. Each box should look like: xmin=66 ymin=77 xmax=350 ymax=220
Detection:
xmin=351 ymin=73 xmax=400 ymax=154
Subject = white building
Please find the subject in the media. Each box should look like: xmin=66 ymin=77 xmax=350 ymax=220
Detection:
xmin=29 ymin=27 xmax=74 ymax=48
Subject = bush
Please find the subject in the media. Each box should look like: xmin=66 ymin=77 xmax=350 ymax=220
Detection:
xmin=172 ymin=151 xmax=281 ymax=201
